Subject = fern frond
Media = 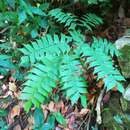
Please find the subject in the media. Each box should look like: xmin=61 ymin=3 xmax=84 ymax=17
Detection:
xmin=69 ymin=30 xmax=86 ymax=46
xmin=76 ymin=43 xmax=125 ymax=93
xmin=79 ymin=13 xmax=103 ymax=31
xmin=21 ymin=56 xmax=61 ymax=112
xmin=49 ymin=8 xmax=77 ymax=30
xmin=60 ymin=55 xmax=87 ymax=105
xmin=70 ymin=31 xmax=125 ymax=93
xmin=20 ymin=34 xmax=72 ymax=65
xmin=21 ymin=54 xmax=88 ymax=111
xmin=92 ymin=37 xmax=119 ymax=57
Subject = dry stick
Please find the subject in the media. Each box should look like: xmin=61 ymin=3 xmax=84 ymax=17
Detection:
xmin=0 ymin=27 xmax=9 ymax=34
xmin=86 ymin=111 xmax=92 ymax=130
xmin=78 ymin=111 xmax=90 ymax=130
xmin=78 ymin=102 xmax=94 ymax=130
xmin=95 ymin=87 xmax=106 ymax=124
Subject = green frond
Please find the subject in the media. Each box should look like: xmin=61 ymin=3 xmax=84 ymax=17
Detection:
xmin=76 ymin=43 xmax=125 ymax=93
xmin=20 ymin=34 xmax=72 ymax=65
xmin=69 ymin=30 xmax=86 ymax=46
xmin=49 ymin=8 xmax=77 ymax=30
xmin=60 ymin=55 xmax=87 ymax=105
xmin=70 ymin=32 xmax=125 ymax=93
xmin=21 ymin=54 xmax=88 ymax=111
xmin=21 ymin=56 xmax=61 ymax=112
xmin=79 ymin=13 xmax=103 ymax=31
xmin=92 ymin=37 xmax=120 ymax=57
xmin=0 ymin=55 xmax=15 ymax=75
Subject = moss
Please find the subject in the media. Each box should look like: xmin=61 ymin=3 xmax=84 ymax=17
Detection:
xmin=119 ymin=45 xmax=130 ymax=78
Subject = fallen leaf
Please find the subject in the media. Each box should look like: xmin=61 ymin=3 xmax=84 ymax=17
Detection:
xmin=8 ymin=113 xmax=14 ymax=125
xmin=97 ymin=80 xmax=104 ymax=88
xmin=14 ymin=91 xmax=21 ymax=98
xmin=48 ymin=101 xmax=55 ymax=112
xmin=79 ymin=108 xmax=90 ymax=115
xmin=13 ymin=124 xmax=21 ymax=130
xmin=24 ymin=116 xmax=34 ymax=130
xmin=68 ymin=115 xmax=75 ymax=129
xmin=56 ymin=101 xmax=67 ymax=114
xmin=64 ymin=128 xmax=70 ymax=130
xmin=9 ymin=82 xmax=17 ymax=92
xmin=44 ymin=109 xmax=48 ymax=121
xmin=112 ymin=87 xmax=118 ymax=92
xmin=2 ymin=84 xmax=7 ymax=91
xmin=10 ymin=105 xmax=20 ymax=119
xmin=0 ymin=75 xmax=4 ymax=79
xmin=9 ymin=76 xmax=16 ymax=82
xmin=103 ymin=93 xmax=110 ymax=103
xmin=56 ymin=126 xmax=62 ymax=130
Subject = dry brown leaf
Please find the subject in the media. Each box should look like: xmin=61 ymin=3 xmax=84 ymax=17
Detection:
xmin=8 ymin=114 xmax=14 ymax=125
xmin=0 ymin=75 xmax=4 ymax=79
xmin=44 ymin=109 xmax=48 ymax=121
xmin=68 ymin=115 xmax=75 ymax=129
xmin=26 ymin=116 xmax=34 ymax=130
xmin=1 ymin=84 xmax=8 ymax=91
xmin=64 ymin=128 xmax=71 ymax=130
xmin=10 ymin=105 xmax=20 ymax=119
xmin=56 ymin=127 xmax=62 ymax=130
xmin=14 ymin=91 xmax=21 ymax=98
xmin=9 ymin=82 xmax=17 ymax=92
xmin=55 ymin=101 xmax=67 ymax=114
xmin=112 ymin=87 xmax=118 ymax=92
xmin=79 ymin=108 xmax=90 ymax=115
xmin=48 ymin=101 xmax=55 ymax=112
xmin=13 ymin=124 xmax=21 ymax=130
xmin=97 ymin=80 xmax=104 ymax=88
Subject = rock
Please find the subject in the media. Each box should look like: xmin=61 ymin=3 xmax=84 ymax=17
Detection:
xmin=123 ymin=84 xmax=130 ymax=101
xmin=115 ymin=35 xmax=130 ymax=78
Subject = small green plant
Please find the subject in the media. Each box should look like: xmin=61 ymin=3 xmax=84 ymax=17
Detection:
xmin=20 ymin=30 xmax=124 ymax=111
xmin=49 ymin=8 xmax=103 ymax=31
xmin=0 ymin=55 xmax=15 ymax=75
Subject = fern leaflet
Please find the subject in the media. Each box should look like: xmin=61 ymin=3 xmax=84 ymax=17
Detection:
xmin=49 ymin=8 xmax=77 ymax=30
xmin=60 ymin=55 xmax=87 ymax=105
xmin=21 ymin=56 xmax=61 ymax=112
xmin=92 ymin=37 xmax=119 ymax=57
xmin=0 ymin=55 xmax=15 ymax=75
xmin=79 ymin=13 xmax=103 ymax=31
xmin=20 ymin=34 xmax=72 ymax=65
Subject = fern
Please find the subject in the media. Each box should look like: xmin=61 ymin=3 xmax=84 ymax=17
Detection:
xmin=73 ymin=34 xmax=125 ymax=93
xmin=92 ymin=37 xmax=119 ymax=57
xmin=79 ymin=13 xmax=103 ymax=31
xmin=60 ymin=55 xmax=87 ymax=105
xmin=20 ymin=34 xmax=72 ymax=65
xmin=20 ymin=30 xmax=125 ymax=112
xmin=49 ymin=8 xmax=77 ymax=30
xmin=49 ymin=9 xmax=103 ymax=31
xmin=20 ymin=33 xmax=88 ymax=111
xmin=21 ymin=56 xmax=61 ymax=112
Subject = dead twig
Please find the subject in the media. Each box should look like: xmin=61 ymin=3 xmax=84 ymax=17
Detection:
xmin=95 ymin=87 xmax=106 ymax=124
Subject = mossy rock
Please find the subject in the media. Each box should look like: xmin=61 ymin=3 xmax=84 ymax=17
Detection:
xmin=115 ymin=36 xmax=130 ymax=78
xmin=119 ymin=45 xmax=130 ymax=78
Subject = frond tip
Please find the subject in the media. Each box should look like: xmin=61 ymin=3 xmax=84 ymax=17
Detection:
xmin=79 ymin=13 xmax=103 ymax=31
xmin=49 ymin=8 xmax=77 ymax=30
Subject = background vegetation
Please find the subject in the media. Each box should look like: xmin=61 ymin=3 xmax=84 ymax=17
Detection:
xmin=0 ymin=0 xmax=130 ymax=130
